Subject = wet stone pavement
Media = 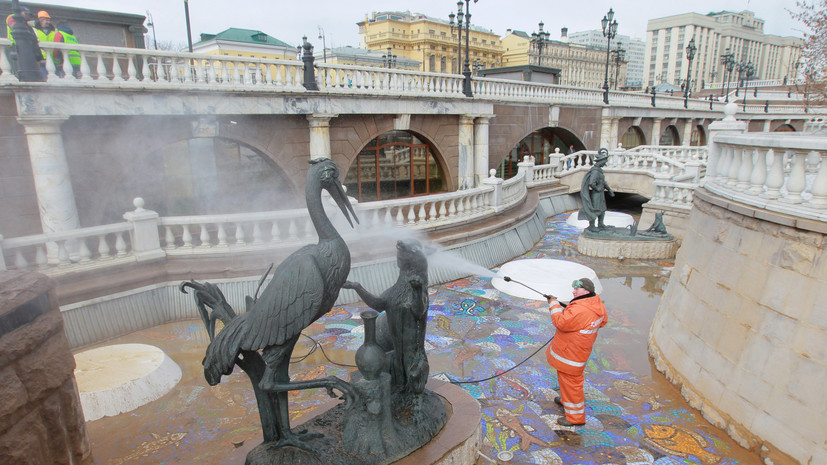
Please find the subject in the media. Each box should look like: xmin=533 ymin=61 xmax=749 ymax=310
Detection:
xmin=81 ymin=211 xmax=762 ymax=464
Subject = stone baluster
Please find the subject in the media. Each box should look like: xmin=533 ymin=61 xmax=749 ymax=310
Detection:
xmin=112 ymin=55 xmax=124 ymax=82
xmin=781 ymin=150 xmax=807 ymax=204
xmin=747 ymin=148 xmax=769 ymax=195
xmin=126 ymin=53 xmax=138 ymax=81
xmin=196 ymin=224 xmax=208 ymax=247
xmin=736 ymin=147 xmax=754 ymax=191
xmin=180 ymin=225 xmax=192 ymax=248
xmin=428 ymin=203 xmax=438 ymax=222
xmin=235 ymin=223 xmax=246 ymax=245
xmin=95 ymin=52 xmax=106 ymax=80
xmin=763 ymin=149 xmax=785 ymax=199
xmin=806 ymin=151 xmax=827 ymax=208
xmin=141 ymin=55 xmax=151 ymax=82
xmin=726 ymin=146 xmax=741 ymax=187
xmin=58 ymin=49 xmax=71 ymax=79
xmin=287 ymin=219 xmax=298 ymax=240
xmin=270 ymin=220 xmax=281 ymax=242
xmin=216 ymin=224 xmax=228 ymax=246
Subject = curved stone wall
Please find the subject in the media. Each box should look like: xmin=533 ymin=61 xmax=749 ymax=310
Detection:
xmin=649 ymin=188 xmax=826 ymax=465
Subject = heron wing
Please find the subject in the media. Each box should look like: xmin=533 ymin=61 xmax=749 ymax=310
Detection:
xmin=240 ymin=251 xmax=325 ymax=351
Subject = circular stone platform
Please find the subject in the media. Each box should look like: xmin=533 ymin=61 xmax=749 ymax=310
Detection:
xmin=577 ymin=234 xmax=679 ymax=259
xmin=74 ymin=343 xmax=182 ymax=421
xmin=491 ymin=259 xmax=602 ymax=302
xmin=566 ymin=211 xmax=635 ymax=230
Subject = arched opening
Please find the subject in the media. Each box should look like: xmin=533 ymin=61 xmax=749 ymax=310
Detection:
xmin=773 ymin=124 xmax=796 ymax=132
xmin=659 ymin=125 xmax=680 ymax=146
xmin=620 ymin=126 xmax=646 ymax=149
xmin=497 ymin=128 xmax=584 ymax=179
xmin=690 ymin=125 xmax=707 ymax=146
xmin=151 ymin=137 xmax=295 ymax=217
xmin=344 ymin=130 xmax=448 ymax=202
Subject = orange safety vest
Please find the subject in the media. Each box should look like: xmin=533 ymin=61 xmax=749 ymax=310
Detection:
xmin=546 ymin=294 xmax=607 ymax=374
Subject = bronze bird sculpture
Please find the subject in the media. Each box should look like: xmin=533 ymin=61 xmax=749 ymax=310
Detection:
xmin=199 ymin=158 xmax=359 ymax=449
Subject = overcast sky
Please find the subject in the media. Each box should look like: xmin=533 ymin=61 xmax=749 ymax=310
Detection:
xmin=39 ymin=0 xmax=803 ymax=50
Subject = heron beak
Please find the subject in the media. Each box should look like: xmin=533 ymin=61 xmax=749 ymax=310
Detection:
xmin=331 ymin=178 xmax=359 ymax=228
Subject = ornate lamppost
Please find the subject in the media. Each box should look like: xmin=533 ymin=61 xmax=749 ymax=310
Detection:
xmin=720 ymin=48 xmax=735 ymax=101
xmin=683 ymin=37 xmax=696 ymax=108
xmin=610 ymin=41 xmax=625 ymax=90
xmin=383 ymin=47 xmax=397 ymax=69
xmin=601 ymin=8 xmax=618 ymax=104
xmin=530 ymin=22 xmax=550 ymax=66
xmin=449 ymin=0 xmax=478 ymax=97
xmin=739 ymin=61 xmax=754 ymax=110
xmin=318 ymin=27 xmax=327 ymax=63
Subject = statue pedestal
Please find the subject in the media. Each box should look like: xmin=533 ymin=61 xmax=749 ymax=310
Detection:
xmin=577 ymin=234 xmax=679 ymax=259
xmin=218 ymin=379 xmax=481 ymax=465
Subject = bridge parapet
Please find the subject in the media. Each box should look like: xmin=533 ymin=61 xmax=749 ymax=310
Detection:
xmin=1 ymin=39 xmax=817 ymax=116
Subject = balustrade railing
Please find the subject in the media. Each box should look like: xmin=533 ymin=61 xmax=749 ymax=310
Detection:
xmin=0 ymin=39 xmax=815 ymax=114
xmin=647 ymin=180 xmax=696 ymax=210
xmin=705 ymin=132 xmax=827 ymax=221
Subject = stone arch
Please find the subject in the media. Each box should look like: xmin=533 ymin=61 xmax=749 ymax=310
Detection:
xmin=659 ymin=125 xmax=681 ymax=146
xmin=690 ymin=125 xmax=707 ymax=146
xmin=773 ymin=123 xmax=796 ymax=132
xmin=343 ymin=129 xmax=449 ymax=202
xmin=146 ymin=136 xmax=297 ymax=217
xmin=497 ymin=126 xmax=585 ymax=179
xmin=620 ymin=125 xmax=646 ymax=149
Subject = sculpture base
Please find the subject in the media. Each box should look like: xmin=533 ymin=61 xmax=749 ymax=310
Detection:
xmin=577 ymin=229 xmax=678 ymax=259
xmin=220 ymin=380 xmax=480 ymax=465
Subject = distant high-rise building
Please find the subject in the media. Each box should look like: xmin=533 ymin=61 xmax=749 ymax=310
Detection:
xmin=568 ymin=30 xmax=645 ymax=88
xmin=644 ymin=10 xmax=802 ymax=91
xmin=357 ymin=11 xmax=502 ymax=73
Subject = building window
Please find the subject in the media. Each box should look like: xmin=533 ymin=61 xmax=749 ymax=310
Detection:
xmin=344 ymin=131 xmax=447 ymax=202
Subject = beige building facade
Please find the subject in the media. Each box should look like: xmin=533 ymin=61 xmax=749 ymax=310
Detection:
xmin=501 ymin=28 xmax=626 ymax=89
xmin=644 ymin=10 xmax=802 ymax=91
xmin=357 ymin=11 xmax=502 ymax=73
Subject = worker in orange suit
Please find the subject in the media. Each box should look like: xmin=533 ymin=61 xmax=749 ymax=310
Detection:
xmin=545 ymin=278 xmax=607 ymax=426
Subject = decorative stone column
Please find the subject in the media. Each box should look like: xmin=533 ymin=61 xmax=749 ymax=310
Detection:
xmin=18 ymin=116 xmax=80 ymax=235
xmin=307 ymin=114 xmax=337 ymax=160
xmin=599 ymin=108 xmax=612 ymax=148
xmin=473 ymin=116 xmax=492 ymax=187
xmin=609 ymin=117 xmax=621 ymax=149
xmin=704 ymin=103 xmax=747 ymax=185
xmin=458 ymin=115 xmax=475 ymax=190
xmin=651 ymin=118 xmax=663 ymax=147
xmin=682 ymin=118 xmax=694 ymax=146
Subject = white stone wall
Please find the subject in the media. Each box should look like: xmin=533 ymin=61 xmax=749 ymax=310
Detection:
xmin=649 ymin=189 xmax=827 ymax=465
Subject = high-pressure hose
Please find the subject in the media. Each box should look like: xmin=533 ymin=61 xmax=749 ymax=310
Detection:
xmin=503 ymin=276 xmax=555 ymax=301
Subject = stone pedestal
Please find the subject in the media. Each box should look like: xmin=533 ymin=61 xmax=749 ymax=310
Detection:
xmin=0 ymin=271 xmax=91 ymax=464
xmin=218 ymin=379 xmax=480 ymax=465
xmin=577 ymin=234 xmax=679 ymax=259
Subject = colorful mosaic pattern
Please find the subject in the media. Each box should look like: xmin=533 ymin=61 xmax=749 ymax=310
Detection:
xmin=82 ymin=211 xmax=759 ymax=464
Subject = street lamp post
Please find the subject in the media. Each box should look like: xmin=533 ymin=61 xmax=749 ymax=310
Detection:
xmin=530 ymin=22 xmax=550 ymax=66
xmin=318 ymin=27 xmax=327 ymax=63
xmin=382 ymin=47 xmax=397 ymax=68
xmin=611 ymin=41 xmax=625 ymax=90
xmin=183 ymin=0 xmax=193 ymax=52
xmin=601 ymin=8 xmax=618 ymax=105
xmin=449 ymin=0 xmax=478 ymax=97
xmin=740 ymin=61 xmax=754 ymax=111
xmin=720 ymin=48 xmax=735 ymax=102
xmin=683 ymin=37 xmax=696 ymax=108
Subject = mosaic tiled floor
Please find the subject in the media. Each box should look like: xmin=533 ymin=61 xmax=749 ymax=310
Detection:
xmin=81 ymin=210 xmax=761 ymax=465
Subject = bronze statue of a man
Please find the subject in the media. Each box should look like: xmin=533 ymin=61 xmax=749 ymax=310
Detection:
xmin=578 ymin=148 xmax=615 ymax=231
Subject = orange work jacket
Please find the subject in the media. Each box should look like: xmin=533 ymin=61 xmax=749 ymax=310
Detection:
xmin=545 ymin=294 xmax=607 ymax=374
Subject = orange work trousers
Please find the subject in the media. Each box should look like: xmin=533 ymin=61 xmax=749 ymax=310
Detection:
xmin=557 ymin=370 xmax=586 ymax=424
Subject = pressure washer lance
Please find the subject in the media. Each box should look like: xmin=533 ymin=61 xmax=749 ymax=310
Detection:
xmin=502 ymin=276 xmax=555 ymax=301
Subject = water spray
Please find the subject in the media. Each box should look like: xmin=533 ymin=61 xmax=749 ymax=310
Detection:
xmin=502 ymin=276 xmax=555 ymax=301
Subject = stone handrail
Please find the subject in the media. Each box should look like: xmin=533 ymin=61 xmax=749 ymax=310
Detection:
xmin=647 ymin=180 xmax=697 ymax=210
xmin=0 ymin=174 xmax=518 ymax=274
xmin=0 ymin=39 xmax=816 ymax=114
xmin=0 ymin=222 xmax=133 ymax=270
xmin=704 ymin=132 xmax=827 ymax=221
